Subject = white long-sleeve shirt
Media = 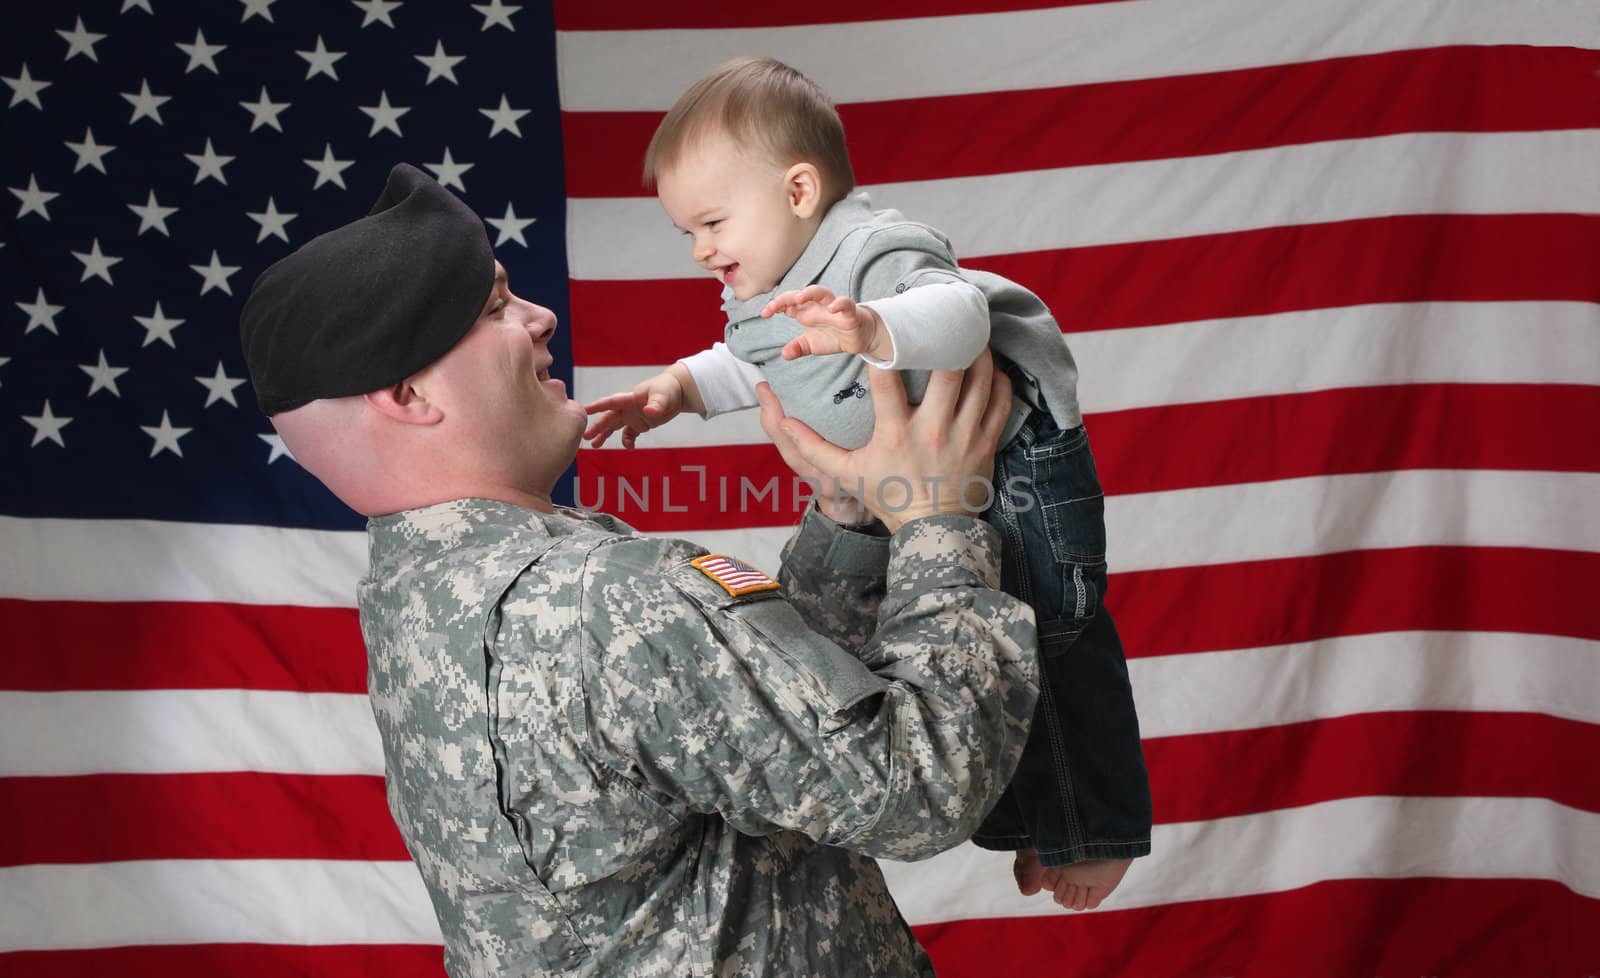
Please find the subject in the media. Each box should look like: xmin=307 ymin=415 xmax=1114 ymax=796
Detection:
xmin=680 ymin=281 xmax=990 ymax=416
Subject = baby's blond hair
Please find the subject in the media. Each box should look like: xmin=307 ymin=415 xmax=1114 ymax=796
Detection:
xmin=644 ymin=56 xmax=855 ymax=207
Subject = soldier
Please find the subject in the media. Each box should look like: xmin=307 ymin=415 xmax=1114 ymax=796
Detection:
xmin=240 ymin=163 xmax=1040 ymax=978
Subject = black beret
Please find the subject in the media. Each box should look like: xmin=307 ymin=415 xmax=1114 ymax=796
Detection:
xmin=239 ymin=163 xmax=494 ymax=415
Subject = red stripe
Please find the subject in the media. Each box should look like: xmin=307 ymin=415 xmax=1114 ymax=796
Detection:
xmin=575 ymin=383 xmax=1600 ymax=532
xmin=976 ymin=213 xmax=1600 ymax=334
xmin=0 ymin=880 xmax=1592 ymax=978
xmin=1092 ymin=384 xmax=1600 ymax=496
xmin=1147 ymin=711 xmax=1600 ymax=824
xmin=33 ymin=539 xmax=1594 ymax=699
xmin=575 ymin=447 xmax=812 ymax=530
xmin=568 ymin=214 xmax=1600 ymax=365
xmin=0 ymin=773 xmax=409 ymax=865
xmin=553 ymin=0 xmax=1122 ymax=31
xmin=912 ymin=877 xmax=1600 ymax=978
xmin=0 ymin=599 xmax=367 ymax=692
xmin=0 ymin=945 xmax=445 ymax=978
xmin=1109 ymin=546 xmax=1600 ymax=658
xmin=8 ymin=714 xmax=1593 ymax=866
xmin=559 ymin=47 xmax=1600 ymax=197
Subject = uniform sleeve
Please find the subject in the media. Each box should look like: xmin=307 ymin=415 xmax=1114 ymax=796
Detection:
xmin=775 ymin=499 xmax=889 ymax=652
xmin=678 ymin=342 xmax=765 ymax=417
xmin=579 ymin=515 xmax=1039 ymax=862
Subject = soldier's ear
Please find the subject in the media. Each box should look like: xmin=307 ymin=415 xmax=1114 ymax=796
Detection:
xmin=364 ymin=379 xmax=444 ymax=426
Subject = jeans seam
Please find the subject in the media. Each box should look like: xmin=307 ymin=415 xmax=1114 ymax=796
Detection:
xmin=1038 ymin=672 xmax=1083 ymax=851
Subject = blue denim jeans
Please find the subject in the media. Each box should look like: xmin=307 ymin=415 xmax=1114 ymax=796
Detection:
xmin=973 ymin=404 xmax=1153 ymax=867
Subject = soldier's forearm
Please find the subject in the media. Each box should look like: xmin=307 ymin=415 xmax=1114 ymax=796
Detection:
xmin=831 ymin=515 xmax=1038 ymax=860
xmin=777 ymin=501 xmax=890 ymax=652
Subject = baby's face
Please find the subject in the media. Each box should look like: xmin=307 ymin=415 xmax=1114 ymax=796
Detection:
xmin=656 ymin=131 xmax=816 ymax=301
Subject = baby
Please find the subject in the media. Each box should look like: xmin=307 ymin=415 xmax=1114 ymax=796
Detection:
xmin=585 ymin=56 xmax=1151 ymax=910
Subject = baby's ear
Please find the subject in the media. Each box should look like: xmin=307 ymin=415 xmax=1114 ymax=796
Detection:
xmin=784 ymin=161 xmax=823 ymax=219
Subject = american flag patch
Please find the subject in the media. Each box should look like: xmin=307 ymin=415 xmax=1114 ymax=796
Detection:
xmin=690 ymin=555 xmax=782 ymax=597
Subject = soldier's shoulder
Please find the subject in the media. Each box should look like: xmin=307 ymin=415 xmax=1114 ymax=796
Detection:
xmin=582 ymin=533 xmax=705 ymax=582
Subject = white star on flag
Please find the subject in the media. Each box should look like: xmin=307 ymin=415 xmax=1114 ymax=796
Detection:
xmin=239 ymin=0 xmax=277 ymax=22
xmin=121 ymin=79 xmax=170 ymax=125
xmin=4 ymin=64 xmax=52 ymax=110
xmin=486 ymin=203 xmax=535 ymax=247
xmin=186 ymin=139 xmax=234 ymax=185
xmin=260 ymin=433 xmax=295 ymax=464
xmin=65 ymin=128 xmax=115 ymax=174
xmin=247 ymin=198 xmax=297 ymax=243
xmin=16 ymin=288 xmax=64 ymax=334
xmin=0 ymin=357 xmax=9 ymax=387
xmin=134 ymin=303 xmax=184 ymax=348
xmin=481 ymin=95 xmax=528 ymax=138
xmin=57 ymin=17 xmax=107 ymax=62
xmin=73 ymin=239 xmax=123 ymax=285
xmin=297 ymin=36 xmax=346 ymax=80
xmin=22 ymin=400 xmax=73 ymax=448
xmin=416 ymin=41 xmax=464 ymax=85
xmin=352 ymin=0 xmax=402 ymax=28
xmin=196 ymin=362 xmax=247 ymax=408
xmin=80 ymin=350 xmax=130 ymax=398
xmin=240 ymin=87 xmax=290 ymax=132
xmin=176 ymin=28 xmax=225 ymax=74
xmin=360 ymin=91 xmax=410 ymax=137
xmin=472 ymin=0 xmax=519 ymax=31
xmin=192 ymin=250 xmax=242 ymax=295
xmin=129 ymin=190 xmax=178 ymax=236
xmin=304 ymin=144 xmax=356 ymax=189
xmin=10 ymin=176 xmax=58 ymax=220
xmin=426 ymin=148 xmax=474 ymax=191
xmin=121 ymin=0 xmax=154 ymax=12
xmin=140 ymin=411 xmax=193 ymax=458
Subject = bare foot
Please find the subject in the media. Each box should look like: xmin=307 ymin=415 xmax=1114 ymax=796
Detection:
xmin=1039 ymin=856 xmax=1133 ymax=910
xmin=1012 ymin=848 xmax=1049 ymax=896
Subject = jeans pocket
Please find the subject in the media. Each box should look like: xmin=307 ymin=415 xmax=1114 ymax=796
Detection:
xmin=1008 ymin=422 xmax=1109 ymax=656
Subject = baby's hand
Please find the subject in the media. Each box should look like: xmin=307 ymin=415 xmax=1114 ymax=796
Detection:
xmin=583 ymin=371 xmax=685 ymax=449
xmin=763 ymin=285 xmax=885 ymax=360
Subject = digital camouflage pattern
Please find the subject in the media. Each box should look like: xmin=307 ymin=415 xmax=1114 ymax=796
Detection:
xmin=358 ymin=497 xmax=1038 ymax=977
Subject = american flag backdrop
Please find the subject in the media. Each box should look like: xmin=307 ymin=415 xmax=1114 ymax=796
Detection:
xmin=3 ymin=1 xmax=1598 ymax=976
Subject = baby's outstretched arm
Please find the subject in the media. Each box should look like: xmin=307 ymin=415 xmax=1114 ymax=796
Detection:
xmin=583 ymin=363 xmax=704 ymax=449
xmin=763 ymin=285 xmax=894 ymax=361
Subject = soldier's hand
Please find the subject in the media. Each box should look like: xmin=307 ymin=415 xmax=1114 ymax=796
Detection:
xmin=775 ymin=349 xmax=1011 ymax=532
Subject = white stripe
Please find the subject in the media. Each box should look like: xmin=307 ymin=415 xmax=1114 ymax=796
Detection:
xmin=1131 ymin=631 xmax=1600 ymax=739
xmin=1071 ymin=300 xmax=1600 ymax=413
xmin=0 ymin=515 xmax=365 ymax=605
xmin=5 ymin=797 xmax=1592 ymax=949
xmin=570 ymin=128 xmax=1600 ymax=282
xmin=881 ymin=795 xmax=1600 ymax=925
xmin=1106 ymin=469 xmax=1600 ymax=573
xmin=0 ymin=690 xmax=383 ymax=777
xmin=568 ymin=130 xmax=1600 ymax=278
xmin=10 ymin=467 xmax=1595 ymax=606
xmin=645 ymin=471 xmax=1600 ymax=579
xmin=574 ymin=300 xmax=1600 ymax=435
xmin=6 ymin=630 xmax=1586 ymax=777
xmin=555 ymin=0 xmax=1598 ymax=111
xmin=0 ymin=859 xmax=441 ymax=951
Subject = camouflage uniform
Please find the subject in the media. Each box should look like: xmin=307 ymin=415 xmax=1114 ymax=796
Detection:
xmin=358 ymin=497 xmax=1039 ymax=977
